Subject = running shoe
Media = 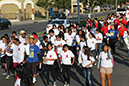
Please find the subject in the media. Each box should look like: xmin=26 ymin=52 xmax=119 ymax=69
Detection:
xmin=3 ymin=72 xmax=7 ymax=75
xmin=64 ymin=81 xmax=67 ymax=86
xmin=53 ymin=81 xmax=57 ymax=86
xmin=6 ymin=75 xmax=10 ymax=80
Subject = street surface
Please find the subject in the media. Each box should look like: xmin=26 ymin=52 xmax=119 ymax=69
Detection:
xmin=0 ymin=42 xmax=129 ymax=86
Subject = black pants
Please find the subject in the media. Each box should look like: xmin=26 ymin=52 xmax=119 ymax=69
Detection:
xmin=109 ymin=38 xmax=116 ymax=53
xmin=62 ymin=64 xmax=71 ymax=84
xmin=45 ymin=65 xmax=56 ymax=85
xmin=6 ymin=56 xmax=14 ymax=75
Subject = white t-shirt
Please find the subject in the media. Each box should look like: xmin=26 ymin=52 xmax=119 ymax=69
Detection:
xmin=60 ymin=50 xmax=74 ymax=65
xmin=53 ymin=29 xmax=59 ymax=36
xmin=99 ymin=51 xmax=113 ymax=68
xmin=35 ymin=39 xmax=43 ymax=49
xmin=45 ymin=50 xmax=57 ymax=65
xmin=87 ymin=38 xmax=97 ymax=50
xmin=11 ymin=44 xmax=25 ymax=63
xmin=95 ymin=33 xmax=103 ymax=43
xmin=81 ymin=54 xmax=95 ymax=67
xmin=0 ymin=42 xmax=7 ymax=57
xmin=124 ymin=33 xmax=129 ymax=49
xmin=64 ymin=33 xmax=68 ymax=40
xmin=54 ymin=40 xmax=66 ymax=54
xmin=80 ymin=41 xmax=86 ymax=51
xmin=65 ymin=33 xmax=74 ymax=46
xmin=48 ymin=35 xmax=56 ymax=44
xmin=19 ymin=36 xmax=26 ymax=44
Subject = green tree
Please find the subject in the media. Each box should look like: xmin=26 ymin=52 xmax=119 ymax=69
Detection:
xmin=36 ymin=0 xmax=54 ymax=19
xmin=53 ymin=0 xmax=71 ymax=10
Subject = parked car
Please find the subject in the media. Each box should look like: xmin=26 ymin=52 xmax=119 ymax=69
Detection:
xmin=49 ymin=13 xmax=66 ymax=22
xmin=0 ymin=18 xmax=11 ymax=30
xmin=116 ymin=8 xmax=126 ymax=17
xmin=46 ymin=19 xmax=70 ymax=34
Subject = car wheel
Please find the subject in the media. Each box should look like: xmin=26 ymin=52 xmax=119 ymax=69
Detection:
xmin=8 ymin=25 xmax=11 ymax=29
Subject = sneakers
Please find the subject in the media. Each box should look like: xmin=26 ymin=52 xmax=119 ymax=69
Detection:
xmin=53 ymin=81 xmax=57 ymax=86
xmin=96 ymin=55 xmax=99 ymax=59
xmin=3 ymin=72 xmax=7 ymax=75
xmin=6 ymin=75 xmax=10 ymax=80
xmin=77 ymin=63 xmax=80 ymax=66
xmin=64 ymin=81 xmax=67 ymax=86
xmin=33 ymin=78 xmax=37 ymax=84
xmin=67 ymin=84 xmax=70 ymax=86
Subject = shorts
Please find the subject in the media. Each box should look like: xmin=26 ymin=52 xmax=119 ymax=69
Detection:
xmin=100 ymin=67 xmax=113 ymax=74
xmin=27 ymin=62 xmax=38 ymax=74
xmin=13 ymin=63 xmax=19 ymax=68
xmin=1 ymin=55 xmax=7 ymax=63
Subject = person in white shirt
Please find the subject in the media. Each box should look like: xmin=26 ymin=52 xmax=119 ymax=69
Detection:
xmin=19 ymin=30 xmax=27 ymax=44
xmin=95 ymin=29 xmax=103 ymax=55
xmin=55 ymin=34 xmax=66 ymax=55
xmin=48 ymin=29 xmax=56 ymax=45
xmin=81 ymin=46 xmax=95 ymax=86
xmin=53 ymin=25 xmax=59 ymax=36
xmin=124 ymin=31 xmax=129 ymax=60
xmin=8 ymin=38 xmax=25 ymax=81
xmin=87 ymin=32 xmax=97 ymax=59
xmin=65 ymin=29 xmax=74 ymax=47
xmin=97 ymin=45 xmax=114 ymax=86
xmin=4 ymin=38 xmax=14 ymax=80
xmin=59 ymin=44 xmax=75 ymax=86
xmin=77 ymin=35 xmax=87 ymax=65
xmin=0 ymin=36 xmax=8 ymax=76
xmin=43 ymin=42 xmax=57 ymax=86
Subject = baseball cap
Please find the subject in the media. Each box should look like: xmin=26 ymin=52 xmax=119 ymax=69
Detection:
xmin=20 ymin=30 xmax=26 ymax=34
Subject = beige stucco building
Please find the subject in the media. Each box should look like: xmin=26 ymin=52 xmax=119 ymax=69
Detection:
xmin=0 ymin=0 xmax=45 ymax=21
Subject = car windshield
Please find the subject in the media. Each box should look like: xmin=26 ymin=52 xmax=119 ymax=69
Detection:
xmin=50 ymin=20 xmax=64 ymax=24
xmin=117 ymin=9 xmax=126 ymax=11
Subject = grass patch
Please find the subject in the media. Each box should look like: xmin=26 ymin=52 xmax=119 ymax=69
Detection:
xmin=27 ymin=31 xmax=46 ymax=37
xmin=35 ymin=16 xmax=46 ymax=20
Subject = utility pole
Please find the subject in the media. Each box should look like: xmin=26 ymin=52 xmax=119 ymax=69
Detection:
xmin=116 ymin=0 xmax=117 ymax=11
xmin=77 ymin=0 xmax=80 ymax=24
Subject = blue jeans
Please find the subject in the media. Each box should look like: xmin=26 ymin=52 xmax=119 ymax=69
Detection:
xmin=83 ymin=68 xmax=93 ymax=86
xmin=97 ymin=43 xmax=102 ymax=55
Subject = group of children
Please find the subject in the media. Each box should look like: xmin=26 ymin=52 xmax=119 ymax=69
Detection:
xmin=0 ymin=13 xmax=129 ymax=86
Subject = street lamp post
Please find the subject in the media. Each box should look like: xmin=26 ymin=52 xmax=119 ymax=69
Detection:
xmin=116 ymin=0 xmax=117 ymax=11
xmin=77 ymin=0 xmax=80 ymax=24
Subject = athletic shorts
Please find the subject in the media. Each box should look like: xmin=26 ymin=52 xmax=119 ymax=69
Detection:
xmin=100 ymin=67 xmax=113 ymax=74
xmin=1 ymin=55 xmax=7 ymax=63
xmin=27 ymin=62 xmax=38 ymax=74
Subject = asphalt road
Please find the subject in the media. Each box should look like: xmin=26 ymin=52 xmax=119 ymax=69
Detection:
xmin=0 ymin=11 xmax=115 ymax=37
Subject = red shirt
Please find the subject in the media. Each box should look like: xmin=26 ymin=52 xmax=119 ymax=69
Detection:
xmin=88 ymin=20 xmax=92 ymax=27
xmin=95 ymin=23 xmax=98 ymax=28
xmin=101 ymin=25 xmax=108 ymax=35
xmin=118 ymin=27 xmax=127 ymax=36
xmin=121 ymin=20 xmax=127 ymax=27
xmin=114 ymin=19 xmax=120 ymax=26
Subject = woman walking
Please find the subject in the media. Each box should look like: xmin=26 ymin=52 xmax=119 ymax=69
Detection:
xmin=97 ymin=45 xmax=114 ymax=86
xmin=43 ymin=42 xmax=58 ymax=86
xmin=81 ymin=46 xmax=95 ymax=86
xmin=59 ymin=44 xmax=75 ymax=86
